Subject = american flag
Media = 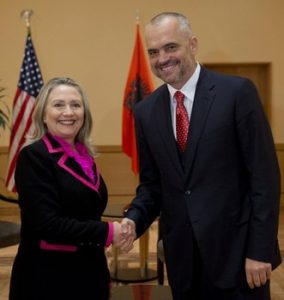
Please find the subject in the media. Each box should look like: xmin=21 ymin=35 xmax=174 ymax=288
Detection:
xmin=5 ymin=33 xmax=43 ymax=192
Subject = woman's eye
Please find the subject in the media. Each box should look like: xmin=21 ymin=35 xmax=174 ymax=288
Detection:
xmin=54 ymin=103 xmax=64 ymax=107
xmin=72 ymin=103 xmax=81 ymax=108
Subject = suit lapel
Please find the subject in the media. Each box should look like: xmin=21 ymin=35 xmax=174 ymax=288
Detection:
xmin=155 ymin=86 xmax=185 ymax=179
xmin=42 ymin=135 xmax=100 ymax=192
xmin=183 ymin=68 xmax=216 ymax=179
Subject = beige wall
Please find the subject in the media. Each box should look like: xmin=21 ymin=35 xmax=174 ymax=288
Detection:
xmin=0 ymin=0 xmax=283 ymax=147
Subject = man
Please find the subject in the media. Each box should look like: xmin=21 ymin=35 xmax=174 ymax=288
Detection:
xmin=120 ymin=12 xmax=281 ymax=299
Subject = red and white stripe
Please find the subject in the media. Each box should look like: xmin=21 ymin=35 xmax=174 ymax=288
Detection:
xmin=5 ymin=89 xmax=36 ymax=191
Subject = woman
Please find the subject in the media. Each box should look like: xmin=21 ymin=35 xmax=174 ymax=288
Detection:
xmin=9 ymin=77 xmax=120 ymax=300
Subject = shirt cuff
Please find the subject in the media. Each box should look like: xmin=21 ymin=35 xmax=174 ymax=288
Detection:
xmin=105 ymin=222 xmax=114 ymax=247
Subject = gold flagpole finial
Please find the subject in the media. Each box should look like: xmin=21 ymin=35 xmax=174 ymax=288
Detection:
xmin=136 ymin=9 xmax=140 ymax=24
xmin=20 ymin=9 xmax=33 ymax=34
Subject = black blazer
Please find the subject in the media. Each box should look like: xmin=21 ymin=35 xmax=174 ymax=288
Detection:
xmin=10 ymin=135 xmax=111 ymax=300
xmin=126 ymin=67 xmax=281 ymax=292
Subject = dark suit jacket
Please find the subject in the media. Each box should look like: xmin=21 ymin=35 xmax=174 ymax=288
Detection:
xmin=126 ymin=67 xmax=281 ymax=293
xmin=10 ymin=134 xmax=110 ymax=300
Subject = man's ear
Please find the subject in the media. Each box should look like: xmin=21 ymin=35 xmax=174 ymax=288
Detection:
xmin=190 ymin=36 xmax=198 ymax=54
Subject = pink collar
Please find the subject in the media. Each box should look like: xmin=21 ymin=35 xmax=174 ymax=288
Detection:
xmin=51 ymin=134 xmax=95 ymax=183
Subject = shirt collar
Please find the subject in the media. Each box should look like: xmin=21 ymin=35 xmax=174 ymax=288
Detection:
xmin=168 ymin=63 xmax=201 ymax=102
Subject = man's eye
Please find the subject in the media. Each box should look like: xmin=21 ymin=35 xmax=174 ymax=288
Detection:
xmin=167 ymin=45 xmax=177 ymax=51
xmin=149 ymin=50 xmax=158 ymax=57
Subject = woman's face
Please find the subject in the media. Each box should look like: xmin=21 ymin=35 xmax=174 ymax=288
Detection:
xmin=44 ymin=84 xmax=84 ymax=145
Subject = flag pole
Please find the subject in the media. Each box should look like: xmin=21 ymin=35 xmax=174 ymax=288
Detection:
xmin=20 ymin=9 xmax=33 ymax=34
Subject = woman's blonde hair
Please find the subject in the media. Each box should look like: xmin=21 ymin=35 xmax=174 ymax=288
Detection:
xmin=26 ymin=77 xmax=95 ymax=155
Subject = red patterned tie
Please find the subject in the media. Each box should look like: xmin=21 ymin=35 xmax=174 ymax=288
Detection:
xmin=175 ymin=91 xmax=189 ymax=152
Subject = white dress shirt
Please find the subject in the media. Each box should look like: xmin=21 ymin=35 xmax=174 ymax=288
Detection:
xmin=167 ymin=63 xmax=201 ymax=139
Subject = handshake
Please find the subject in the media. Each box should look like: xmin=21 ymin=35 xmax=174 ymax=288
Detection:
xmin=112 ymin=218 xmax=137 ymax=253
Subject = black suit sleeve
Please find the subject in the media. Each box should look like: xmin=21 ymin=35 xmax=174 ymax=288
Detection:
xmin=125 ymin=106 xmax=161 ymax=237
xmin=235 ymin=79 xmax=281 ymax=263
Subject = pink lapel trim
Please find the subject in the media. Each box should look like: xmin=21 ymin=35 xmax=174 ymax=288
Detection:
xmin=42 ymin=135 xmax=100 ymax=192
xmin=58 ymin=154 xmax=100 ymax=192
xmin=43 ymin=135 xmax=63 ymax=153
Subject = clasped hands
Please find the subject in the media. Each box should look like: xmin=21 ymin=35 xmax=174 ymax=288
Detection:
xmin=112 ymin=218 xmax=136 ymax=253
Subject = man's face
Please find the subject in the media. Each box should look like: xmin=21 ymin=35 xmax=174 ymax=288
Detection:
xmin=145 ymin=17 xmax=198 ymax=90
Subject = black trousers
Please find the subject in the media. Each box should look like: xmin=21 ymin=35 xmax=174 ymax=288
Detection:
xmin=187 ymin=282 xmax=270 ymax=300
xmin=188 ymin=250 xmax=270 ymax=299
xmin=170 ymin=228 xmax=271 ymax=300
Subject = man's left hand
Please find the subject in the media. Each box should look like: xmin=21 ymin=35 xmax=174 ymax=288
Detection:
xmin=245 ymin=257 xmax=272 ymax=289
